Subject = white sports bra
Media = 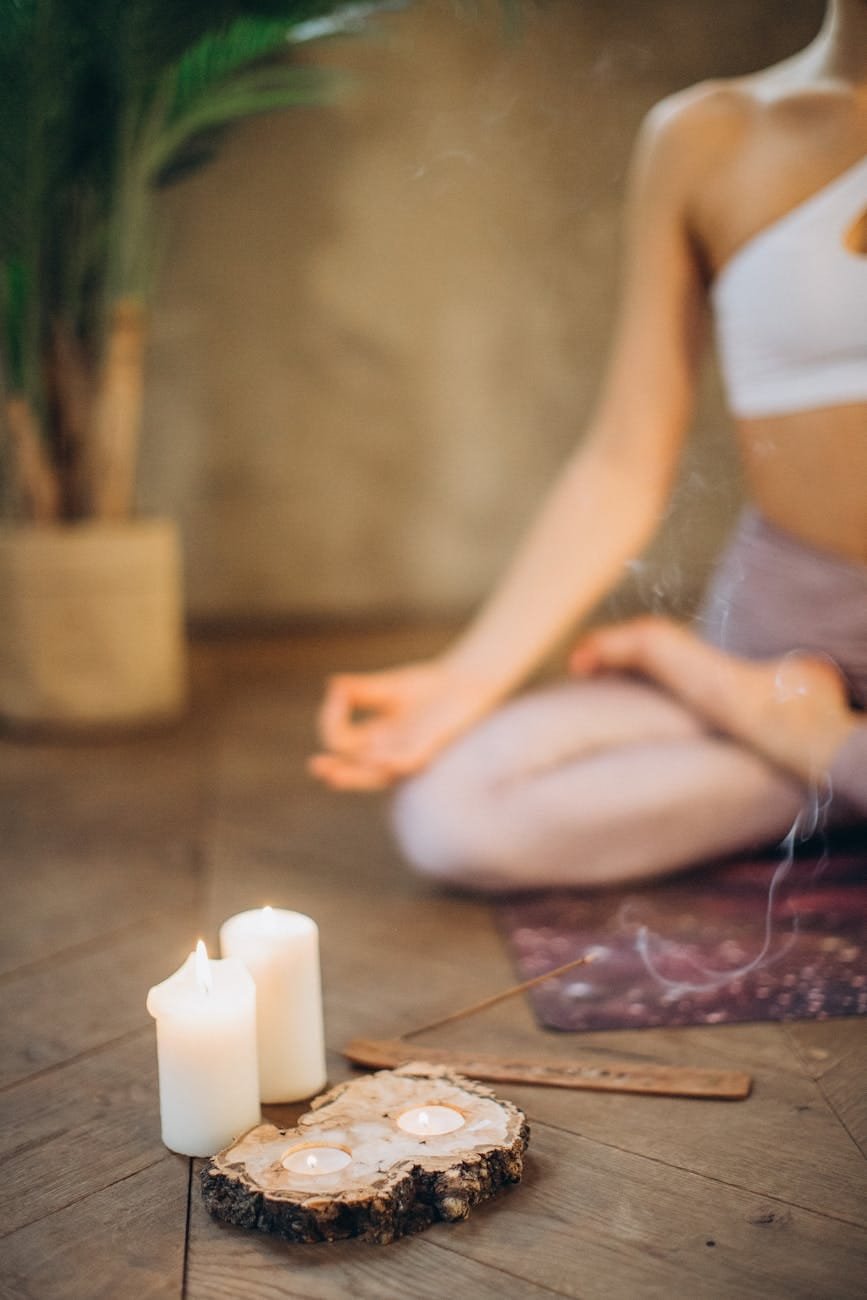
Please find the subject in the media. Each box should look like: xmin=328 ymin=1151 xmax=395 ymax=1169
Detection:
xmin=711 ymin=153 xmax=867 ymax=419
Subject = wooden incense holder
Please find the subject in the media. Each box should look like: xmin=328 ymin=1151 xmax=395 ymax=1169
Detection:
xmin=343 ymin=1039 xmax=752 ymax=1100
xmin=341 ymin=956 xmax=752 ymax=1101
xmin=201 ymin=1064 xmax=529 ymax=1245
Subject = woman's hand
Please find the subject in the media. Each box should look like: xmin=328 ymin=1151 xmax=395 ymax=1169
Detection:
xmin=308 ymin=659 xmax=498 ymax=791
xmin=569 ymin=615 xmax=858 ymax=784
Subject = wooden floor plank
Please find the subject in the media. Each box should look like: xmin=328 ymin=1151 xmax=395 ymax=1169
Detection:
xmin=450 ymin=1021 xmax=867 ymax=1227
xmin=4 ymin=630 xmax=865 ymax=1300
xmin=0 ymin=1156 xmax=188 ymax=1300
xmin=0 ymin=837 xmax=202 ymax=978
xmin=201 ymin=824 xmax=867 ymax=1228
xmin=185 ymin=1157 xmax=564 ymax=1300
xmin=0 ymin=722 xmax=209 ymax=976
xmin=0 ymin=1035 xmax=170 ymax=1237
xmin=782 ymin=1020 xmax=867 ymax=1158
xmin=0 ymin=913 xmax=198 ymax=1090
xmin=184 ymin=1116 xmax=867 ymax=1300
xmin=429 ymin=1120 xmax=867 ymax=1300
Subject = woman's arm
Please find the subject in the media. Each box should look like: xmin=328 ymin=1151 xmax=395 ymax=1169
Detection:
xmin=313 ymin=92 xmax=715 ymax=788
xmin=829 ymin=729 xmax=867 ymax=816
xmin=440 ymin=95 xmax=710 ymax=693
xmin=570 ymin=616 xmax=866 ymax=814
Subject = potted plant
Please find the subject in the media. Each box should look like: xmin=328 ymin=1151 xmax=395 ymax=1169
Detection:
xmin=0 ymin=0 xmax=400 ymax=730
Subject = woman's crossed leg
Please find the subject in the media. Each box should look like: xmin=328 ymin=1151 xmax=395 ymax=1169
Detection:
xmin=391 ymin=675 xmax=805 ymax=893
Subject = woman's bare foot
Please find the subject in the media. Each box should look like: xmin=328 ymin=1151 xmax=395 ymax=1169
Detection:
xmin=569 ymin=616 xmax=858 ymax=785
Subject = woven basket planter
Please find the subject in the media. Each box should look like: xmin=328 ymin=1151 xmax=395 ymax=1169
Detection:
xmin=0 ymin=518 xmax=187 ymax=731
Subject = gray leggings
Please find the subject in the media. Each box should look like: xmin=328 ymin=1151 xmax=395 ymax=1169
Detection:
xmin=391 ymin=510 xmax=867 ymax=893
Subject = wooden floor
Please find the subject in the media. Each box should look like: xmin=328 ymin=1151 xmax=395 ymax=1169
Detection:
xmin=1 ymin=629 xmax=865 ymax=1300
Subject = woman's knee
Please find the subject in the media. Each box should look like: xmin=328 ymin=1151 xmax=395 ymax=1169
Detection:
xmin=389 ymin=766 xmax=520 ymax=894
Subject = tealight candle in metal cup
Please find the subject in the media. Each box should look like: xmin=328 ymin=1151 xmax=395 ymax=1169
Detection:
xmin=281 ymin=1144 xmax=352 ymax=1175
xmin=396 ymin=1105 xmax=466 ymax=1136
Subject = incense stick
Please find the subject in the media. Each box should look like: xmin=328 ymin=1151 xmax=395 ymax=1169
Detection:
xmin=401 ymin=953 xmax=596 ymax=1041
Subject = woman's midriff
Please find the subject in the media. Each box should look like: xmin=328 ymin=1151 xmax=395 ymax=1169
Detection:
xmin=735 ymin=401 xmax=867 ymax=564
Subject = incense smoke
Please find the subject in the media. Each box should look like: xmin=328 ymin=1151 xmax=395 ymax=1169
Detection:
xmin=630 ymin=783 xmax=833 ymax=1000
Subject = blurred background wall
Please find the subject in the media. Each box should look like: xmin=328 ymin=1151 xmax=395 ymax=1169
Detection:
xmin=139 ymin=0 xmax=824 ymax=624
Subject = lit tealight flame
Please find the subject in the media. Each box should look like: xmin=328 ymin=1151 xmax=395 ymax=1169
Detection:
xmin=281 ymin=1145 xmax=352 ymax=1174
xmin=396 ymin=1105 xmax=465 ymax=1136
xmin=194 ymin=939 xmax=212 ymax=994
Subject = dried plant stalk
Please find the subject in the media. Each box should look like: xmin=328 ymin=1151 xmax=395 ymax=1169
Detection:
xmin=50 ymin=321 xmax=93 ymax=517
xmin=4 ymin=396 xmax=61 ymax=523
xmin=87 ymin=298 xmax=146 ymax=520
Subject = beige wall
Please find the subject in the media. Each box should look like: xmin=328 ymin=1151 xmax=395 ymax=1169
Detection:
xmin=139 ymin=0 xmax=823 ymax=622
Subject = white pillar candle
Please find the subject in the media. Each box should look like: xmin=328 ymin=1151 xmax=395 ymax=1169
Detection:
xmin=146 ymin=940 xmax=260 ymax=1156
xmin=220 ymin=907 xmax=327 ymax=1103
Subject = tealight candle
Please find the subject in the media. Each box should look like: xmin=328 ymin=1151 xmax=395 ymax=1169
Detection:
xmin=220 ymin=907 xmax=327 ymax=1102
xmin=146 ymin=941 xmax=260 ymax=1156
xmin=396 ymin=1105 xmax=466 ymax=1136
xmin=282 ymin=1145 xmax=352 ymax=1175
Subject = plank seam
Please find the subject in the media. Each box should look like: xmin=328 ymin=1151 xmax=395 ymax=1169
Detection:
xmin=0 ymin=1156 xmax=169 ymax=1239
xmin=528 ymin=1116 xmax=867 ymax=1230
xmin=0 ymin=1025 xmax=150 ymax=1095
xmin=780 ymin=1023 xmax=867 ymax=1164
xmin=0 ymin=907 xmax=195 ymax=987
xmin=420 ymin=1235 xmax=575 ymax=1299
xmin=182 ymin=1159 xmax=194 ymax=1300
xmin=808 ymin=1073 xmax=867 ymax=1166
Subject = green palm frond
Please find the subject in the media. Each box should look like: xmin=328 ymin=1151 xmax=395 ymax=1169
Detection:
xmin=165 ymin=2 xmax=406 ymax=123
xmin=169 ymin=18 xmax=302 ymax=121
xmin=0 ymin=0 xmax=527 ymax=516
xmin=0 ymin=0 xmax=33 ymax=261
xmin=149 ymin=2 xmax=408 ymax=185
xmin=152 ymin=67 xmax=341 ymax=184
xmin=0 ymin=0 xmax=89 ymax=398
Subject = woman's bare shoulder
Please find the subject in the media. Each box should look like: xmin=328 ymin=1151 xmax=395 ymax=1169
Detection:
xmin=619 ymin=81 xmax=757 ymax=227
xmin=640 ymin=80 xmax=755 ymax=170
xmin=645 ymin=71 xmax=863 ymax=165
xmin=633 ymin=70 xmax=849 ymax=205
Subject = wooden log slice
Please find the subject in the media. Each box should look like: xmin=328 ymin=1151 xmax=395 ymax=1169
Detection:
xmin=201 ymin=1062 xmax=530 ymax=1245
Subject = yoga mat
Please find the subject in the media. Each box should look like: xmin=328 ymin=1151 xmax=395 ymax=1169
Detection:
xmin=497 ymin=836 xmax=867 ymax=1032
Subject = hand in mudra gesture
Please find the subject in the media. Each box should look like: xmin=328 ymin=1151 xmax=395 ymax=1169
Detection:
xmin=309 ymin=660 xmax=498 ymax=791
xmin=569 ymin=616 xmax=857 ymax=785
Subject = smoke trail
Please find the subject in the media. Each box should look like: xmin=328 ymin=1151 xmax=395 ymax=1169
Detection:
xmin=632 ymin=781 xmax=832 ymax=999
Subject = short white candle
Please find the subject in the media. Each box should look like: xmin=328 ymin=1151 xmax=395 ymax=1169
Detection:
xmin=396 ymin=1105 xmax=466 ymax=1136
xmin=281 ymin=1145 xmax=352 ymax=1175
xmin=146 ymin=941 xmax=260 ymax=1156
xmin=220 ymin=907 xmax=327 ymax=1103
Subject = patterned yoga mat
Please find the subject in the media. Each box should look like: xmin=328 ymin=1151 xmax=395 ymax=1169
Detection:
xmin=496 ymin=835 xmax=867 ymax=1032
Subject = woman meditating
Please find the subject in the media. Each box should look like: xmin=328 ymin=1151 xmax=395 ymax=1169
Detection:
xmin=310 ymin=0 xmax=867 ymax=891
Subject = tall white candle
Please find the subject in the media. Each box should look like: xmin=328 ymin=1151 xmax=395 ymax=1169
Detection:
xmin=220 ymin=907 xmax=327 ymax=1103
xmin=146 ymin=941 xmax=260 ymax=1156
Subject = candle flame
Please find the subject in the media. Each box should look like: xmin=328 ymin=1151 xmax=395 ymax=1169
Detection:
xmin=263 ymin=904 xmax=273 ymax=916
xmin=194 ymin=939 xmax=212 ymax=994
xmin=305 ymin=1153 xmax=318 ymax=1170
xmin=417 ymin=1110 xmax=430 ymax=1128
